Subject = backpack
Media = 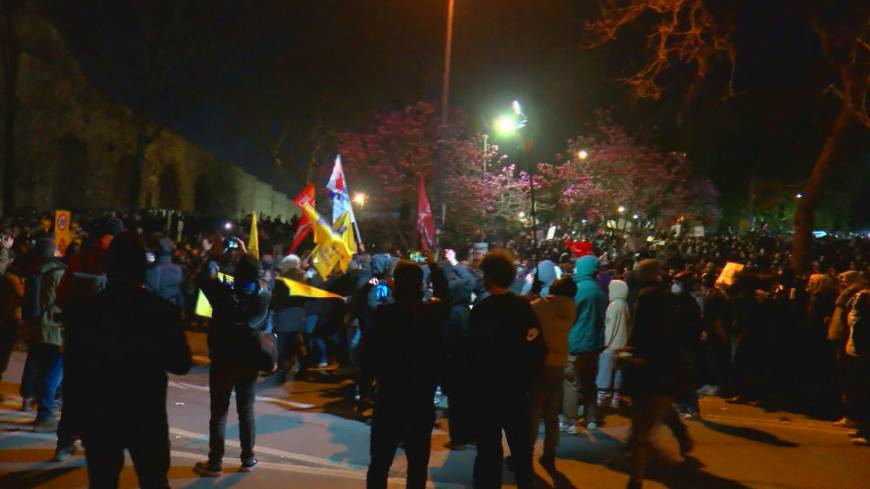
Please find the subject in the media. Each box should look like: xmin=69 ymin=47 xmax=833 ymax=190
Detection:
xmin=21 ymin=265 xmax=66 ymax=322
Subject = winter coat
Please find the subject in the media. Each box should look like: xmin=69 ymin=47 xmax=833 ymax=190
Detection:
xmin=568 ymin=255 xmax=607 ymax=354
xmin=827 ymin=271 xmax=864 ymax=343
xmin=270 ymin=270 xmax=307 ymax=333
xmin=603 ymin=280 xmax=630 ymax=352
xmin=625 ymin=285 xmax=682 ymax=397
xmin=25 ymin=259 xmax=67 ymax=347
xmin=532 ymin=295 xmax=576 ymax=368
xmin=0 ymin=272 xmax=24 ymax=324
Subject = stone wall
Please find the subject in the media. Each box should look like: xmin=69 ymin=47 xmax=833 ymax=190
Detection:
xmin=0 ymin=9 xmax=297 ymax=220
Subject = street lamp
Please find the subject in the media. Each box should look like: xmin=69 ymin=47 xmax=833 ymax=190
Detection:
xmin=795 ymin=193 xmax=803 ymax=199
xmin=352 ymin=192 xmax=368 ymax=208
xmin=577 ymin=149 xmax=589 ymax=160
xmin=618 ymin=206 xmax=626 ymax=214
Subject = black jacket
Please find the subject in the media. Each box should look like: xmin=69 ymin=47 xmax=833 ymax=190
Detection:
xmin=198 ymin=261 xmax=270 ymax=365
xmin=362 ymin=265 xmax=452 ymax=413
xmin=63 ymin=284 xmax=191 ymax=438
xmin=626 ymin=285 xmax=682 ymax=397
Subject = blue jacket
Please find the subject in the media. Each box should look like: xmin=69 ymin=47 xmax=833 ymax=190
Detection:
xmin=568 ymin=255 xmax=607 ymax=354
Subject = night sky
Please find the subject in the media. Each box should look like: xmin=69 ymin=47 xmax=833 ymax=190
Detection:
xmin=50 ymin=0 xmax=869 ymax=227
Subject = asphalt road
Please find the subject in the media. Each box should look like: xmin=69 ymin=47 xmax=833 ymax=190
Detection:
xmin=2 ymin=348 xmax=869 ymax=489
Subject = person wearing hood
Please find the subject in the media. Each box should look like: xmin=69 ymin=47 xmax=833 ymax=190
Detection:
xmin=63 ymin=232 xmax=191 ymax=488
xmin=829 ymin=271 xmax=865 ymax=428
xmin=563 ymin=255 xmax=607 ymax=432
xmin=194 ymin=241 xmax=270 ymax=477
xmin=845 ymin=289 xmax=870 ymax=445
xmin=529 ymin=277 xmax=577 ymax=469
xmin=624 ymin=259 xmax=693 ymax=489
xmin=144 ymin=238 xmax=184 ymax=306
xmin=596 ymin=279 xmax=630 ymax=409
xmin=19 ymin=237 xmax=67 ymax=431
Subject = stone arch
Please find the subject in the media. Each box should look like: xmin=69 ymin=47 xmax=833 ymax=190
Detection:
xmin=53 ymin=134 xmax=90 ymax=209
xmin=157 ymin=164 xmax=181 ymax=209
xmin=194 ymin=173 xmax=218 ymax=215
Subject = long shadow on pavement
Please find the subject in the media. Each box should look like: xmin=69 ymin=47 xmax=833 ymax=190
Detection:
xmin=561 ymin=428 xmax=751 ymax=489
xmin=0 ymin=466 xmax=79 ymax=488
xmin=699 ymin=419 xmax=799 ymax=447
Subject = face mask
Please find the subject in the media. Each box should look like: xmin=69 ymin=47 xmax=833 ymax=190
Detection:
xmin=671 ymin=283 xmax=683 ymax=295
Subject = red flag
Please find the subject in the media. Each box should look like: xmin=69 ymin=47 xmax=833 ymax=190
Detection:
xmin=288 ymin=183 xmax=315 ymax=253
xmin=416 ymin=174 xmax=435 ymax=251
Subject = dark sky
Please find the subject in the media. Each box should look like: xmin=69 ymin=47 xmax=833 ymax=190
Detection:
xmin=51 ymin=0 xmax=869 ymax=227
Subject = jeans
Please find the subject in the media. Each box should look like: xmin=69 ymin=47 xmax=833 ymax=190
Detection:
xmin=530 ymin=367 xmax=563 ymax=458
xmin=303 ymin=314 xmax=327 ymax=365
xmin=21 ymin=343 xmax=64 ymax=420
xmin=207 ymin=361 xmax=258 ymax=463
xmin=83 ymin=435 xmax=171 ymax=489
xmin=367 ymin=407 xmax=434 ymax=489
xmin=563 ymin=353 xmax=600 ymax=425
xmin=628 ymin=394 xmax=690 ymax=483
xmin=595 ymin=350 xmax=623 ymax=391
xmin=473 ymin=393 xmax=533 ymax=489
xmin=275 ymin=331 xmax=302 ymax=372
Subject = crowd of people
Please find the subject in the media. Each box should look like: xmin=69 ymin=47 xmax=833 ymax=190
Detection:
xmin=0 ymin=209 xmax=868 ymax=489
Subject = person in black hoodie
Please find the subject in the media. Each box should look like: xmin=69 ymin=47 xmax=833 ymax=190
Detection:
xmin=63 ymin=232 xmax=192 ymax=489
xmin=623 ymin=259 xmax=693 ymax=489
xmin=194 ymin=241 xmax=270 ymax=477
xmin=363 ymin=252 xmax=451 ymax=489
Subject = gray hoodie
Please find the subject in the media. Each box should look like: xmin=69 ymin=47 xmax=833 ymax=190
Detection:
xmin=604 ymin=280 xmax=630 ymax=351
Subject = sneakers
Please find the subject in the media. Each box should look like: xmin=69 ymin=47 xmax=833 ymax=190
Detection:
xmin=597 ymin=390 xmax=610 ymax=407
xmin=680 ymin=411 xmax=701 ymax=421
xmin=240 ymin=458 xmax=258 ymax=472
xmin=852 ymin=437 xmax=870 ymax=446
xmin=565 ymin=424 xmax=580 ymax=435
xmin=697 ymin=385 xmax=720 ymax=397
xmin=559 ymin=421 xmax=574 ymax=433
xmin=610 ymin=392 xmax=622 ymax=409
xmin=194 ymin=460 xmax=223 ymax=477
xmin=586 ymin=421 xmax=599 ymax=431
xmin=833 ymin=417 xmax=857 ymax=428
xmin=316 ymin=362 xmax=329 ymax=369
xmin=52 ymin=445 xmax=76 ymax=462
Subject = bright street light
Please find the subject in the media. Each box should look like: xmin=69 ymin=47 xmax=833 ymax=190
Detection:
xmin=352 ymin=192 xmax=368 ymax=208
xmin=518 ymin=211 xmax=526 ymax=219
xmin=224 ymin=222 xmax=233 ymax=230
xmin=633 ymin=213 xmax=639 ymax=219
xmin=618 ymin=206 xmax=626 ymax=214
xmin=494 ymin=114 xmax=519 ymax=136
xmin=577 ymin=149 xmax=589 ymax=160
xmin=796 ymin=193 xmax=803 ymax=199
xmin=512 ymin=99 xmax=522 ymax=114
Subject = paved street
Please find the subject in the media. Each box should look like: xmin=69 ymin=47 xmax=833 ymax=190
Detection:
xmin=2 ymin=345 xmax=869 ymax=489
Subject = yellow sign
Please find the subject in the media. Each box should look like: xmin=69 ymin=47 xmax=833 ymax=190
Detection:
xmin=276 ymin=277 xmax=342 ymax=299
xmin=54 ymin=210 xmax=72 ymax=256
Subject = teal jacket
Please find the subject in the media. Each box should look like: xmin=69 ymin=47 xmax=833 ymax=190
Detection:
xmin=568 ymin=255 xmax=607 ymax=354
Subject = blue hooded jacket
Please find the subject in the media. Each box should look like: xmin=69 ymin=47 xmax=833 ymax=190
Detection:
xmin=568 ymin=255 xmax=607 ymax=354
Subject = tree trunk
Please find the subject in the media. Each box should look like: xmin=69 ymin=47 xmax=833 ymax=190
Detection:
xmin=791 ymin=100 xmax=851 ymax=274
xmin=129 ymin=129 xmax=150 ymax=209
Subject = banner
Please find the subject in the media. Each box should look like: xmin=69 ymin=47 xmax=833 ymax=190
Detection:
xmin=54 ymin=210 xmax=72 ymax=256
xmin=716 ymin=262 xmax=744 ymax=287
xmin=416 ymin=174 xmax=435 ymax=250
xmin=326 ymin=155 xmax=362 ymax=247
xmin=289 ymin=183 xmax=315 ymax=252
xmin=333 ymin=211 xmax=357 ymax=257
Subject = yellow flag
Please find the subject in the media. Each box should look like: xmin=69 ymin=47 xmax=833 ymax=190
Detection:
xmin=194 ymin=272 xmax=233 ymax=318
xmin=276 ymin=277 xmax=343 ymax=299
xmin=333 ymin=210 xmax=357 ymax=258
xmin=300 ymin=203 xmax=352 ymax=278
xmin=248 ymin=212 xmax=259 ymax=258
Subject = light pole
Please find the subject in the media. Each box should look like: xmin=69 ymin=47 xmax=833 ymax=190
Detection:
xmin=435 ymin=0 xmax=456 ymax=242
xmin=494 ymin=100 xmax=540 ymax=288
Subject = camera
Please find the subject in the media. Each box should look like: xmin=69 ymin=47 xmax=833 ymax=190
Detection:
xmin=224 ymin=237 xmax=240 ymax=250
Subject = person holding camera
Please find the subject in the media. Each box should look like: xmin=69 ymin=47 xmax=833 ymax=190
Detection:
xmin=193 ymin=238 xmax=271 ymax=477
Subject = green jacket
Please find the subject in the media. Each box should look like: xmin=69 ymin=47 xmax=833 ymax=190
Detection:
xmin=29 ymin=259 xmax=67 ymax=347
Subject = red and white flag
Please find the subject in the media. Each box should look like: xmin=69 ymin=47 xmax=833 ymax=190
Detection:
xmin=288 ymin=183 xmax=315 ymax=253
xmin=416 ymin=174 xmax=435 ymax=251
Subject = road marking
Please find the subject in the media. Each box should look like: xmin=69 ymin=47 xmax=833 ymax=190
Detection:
xmin=0 ymin=430 xmax=465 ymax=489
xmin=168 ymin=381 xmax=316 ymax=409
xmin=168 ymin=427 xmax=366 ymax=472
